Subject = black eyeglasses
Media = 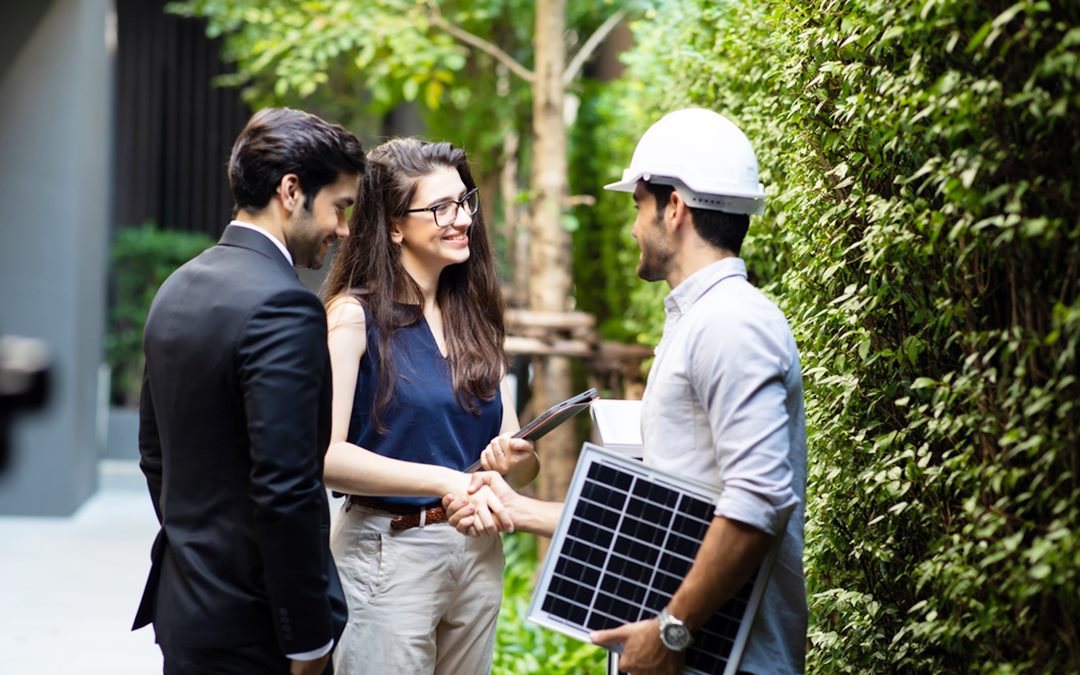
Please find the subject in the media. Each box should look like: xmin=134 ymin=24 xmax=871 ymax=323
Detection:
xmin=404 ymin=188 xmax=479 ymax=228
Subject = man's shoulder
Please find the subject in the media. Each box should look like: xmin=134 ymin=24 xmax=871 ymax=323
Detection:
xmin=152 ymin=244 xmax=320 ymax=329
xmin=206 ymin=243 xmax=314 ymax=299
xmin=693 ymin=278 xmax=789 ymax=326
xmin=683 ymin=281 xmax=796 ymax=368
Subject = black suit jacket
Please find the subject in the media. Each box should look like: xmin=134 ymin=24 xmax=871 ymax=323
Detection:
xmin=133 ymin=225 xmax=347 ymax=654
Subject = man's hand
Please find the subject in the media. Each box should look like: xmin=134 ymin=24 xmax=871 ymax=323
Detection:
xmin=443 ymin=471 xmax=517 ymax=536
xmin=591 ymin=619 xmax=683 ymax=675
xmin=290 ymin=654 xmax=329 ymax=675
xmin=459 ymin=483 xmax=511 ymax=536
xmin=479 ymin=433 xmax=535 ymax=476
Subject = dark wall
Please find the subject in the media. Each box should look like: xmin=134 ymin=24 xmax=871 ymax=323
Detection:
xmin=113 ymin=0 xmax=249 ymax=237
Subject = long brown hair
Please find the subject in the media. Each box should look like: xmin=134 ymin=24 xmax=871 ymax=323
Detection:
xmin=323 ymin=138 xmax=505 ymax=431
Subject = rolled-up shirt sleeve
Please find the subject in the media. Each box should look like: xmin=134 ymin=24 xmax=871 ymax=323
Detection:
xmin=688 ymin=311 xmax=799 ymax=536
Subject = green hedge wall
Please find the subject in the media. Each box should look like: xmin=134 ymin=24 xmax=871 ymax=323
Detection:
xmin=107 ymin=223 xmax=215 ymax=406
xmin=578 ymin=0 xmax=1079 ymax=671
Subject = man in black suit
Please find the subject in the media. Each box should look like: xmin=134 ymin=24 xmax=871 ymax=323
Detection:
xmin=133 ymin=108 xmax=365 ymax=675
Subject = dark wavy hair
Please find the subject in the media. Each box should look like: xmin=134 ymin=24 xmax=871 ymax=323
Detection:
xmin=228 ymin=107 xmax=365 ymax=213
xmin=644 ymin=181 xmax=749 ymax=255
xmin=323 ymin=138 xmax=505 ymax=431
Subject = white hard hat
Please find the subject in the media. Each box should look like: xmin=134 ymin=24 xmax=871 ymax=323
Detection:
xmin=604 ymin=108 xmax=765 ymax=215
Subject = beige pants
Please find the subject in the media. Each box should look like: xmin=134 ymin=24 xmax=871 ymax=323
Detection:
xmin=330 ymin=502 xmax=504 ymax=675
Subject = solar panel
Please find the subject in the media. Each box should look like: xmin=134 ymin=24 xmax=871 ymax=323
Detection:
xmin=528 ymin=443 xmax=784 ymax=675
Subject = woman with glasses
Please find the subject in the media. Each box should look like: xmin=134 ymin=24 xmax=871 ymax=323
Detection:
xmin=320 ymin=138 xmax=538 ymax=674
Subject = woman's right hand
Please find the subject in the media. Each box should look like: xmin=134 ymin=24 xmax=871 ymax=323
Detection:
xmin=461 ymin=483 xmax=512 ymax=536
xmin=444 ymin=471 xmax=517 ymax=536
xmin=444 ymin=468 xmax=516 ymax=537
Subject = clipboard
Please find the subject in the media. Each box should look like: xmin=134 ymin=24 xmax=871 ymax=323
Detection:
xmin=466 ymin=387 xmax=598 ymax=472
xmin=590 ymin=399 xmax=644 ymax=458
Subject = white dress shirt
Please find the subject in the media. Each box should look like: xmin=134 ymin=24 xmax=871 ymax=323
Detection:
xmin=642 ymin=256 xmax=808 ymax=673
xmin=229 ymin=220 xmax=294 ymax=265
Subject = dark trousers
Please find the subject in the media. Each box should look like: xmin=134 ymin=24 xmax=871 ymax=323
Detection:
xmin=161 ymin=642 xmax=293 ymax=675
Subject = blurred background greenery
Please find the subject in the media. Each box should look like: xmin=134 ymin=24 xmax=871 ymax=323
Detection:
xmin=107 ymin=223 xmax=215 ymax=406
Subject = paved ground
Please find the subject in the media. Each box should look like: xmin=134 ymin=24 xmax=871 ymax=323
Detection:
xmin=0 ymin=461 xmax=350 ymax=674
xmin=0 ymin=461 xmax=162 ymax=674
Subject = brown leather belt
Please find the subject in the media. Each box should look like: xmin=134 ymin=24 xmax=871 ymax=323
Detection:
xmin=346 ymin=495 xmax=448 ymax=531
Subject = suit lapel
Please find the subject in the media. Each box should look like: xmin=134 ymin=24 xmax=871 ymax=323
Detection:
xmin=218 ymin=224 xmax=298 ymax=277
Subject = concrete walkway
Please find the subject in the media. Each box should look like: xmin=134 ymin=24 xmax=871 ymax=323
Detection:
xmin=0 ymin=461 xmax=162 ymax=673
xmin=0 ymin=461 xmax=352 ymax=674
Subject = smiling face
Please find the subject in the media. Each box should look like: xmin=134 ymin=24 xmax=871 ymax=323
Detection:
xmin=631 ymin=182 xmax=675 ymax=283
xmin=392 ymin=165 xmax=473 ymax=275
xmin=286 ymin=171 xmax=359 ymax=269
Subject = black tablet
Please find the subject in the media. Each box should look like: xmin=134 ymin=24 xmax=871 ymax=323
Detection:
xmin=466 ymin=387 xmax=598 ymax=472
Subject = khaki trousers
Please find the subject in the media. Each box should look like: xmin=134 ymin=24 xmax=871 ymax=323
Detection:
xmin=330 ymin=502 xmax=504 ymax=675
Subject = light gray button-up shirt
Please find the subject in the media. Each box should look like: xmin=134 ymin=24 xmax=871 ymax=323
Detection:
xmin=642 ymin=256 xmax=807 ymax=674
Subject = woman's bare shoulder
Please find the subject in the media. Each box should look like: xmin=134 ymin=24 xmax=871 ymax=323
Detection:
xmin=327 ymin=292 xmax=368 ymax=328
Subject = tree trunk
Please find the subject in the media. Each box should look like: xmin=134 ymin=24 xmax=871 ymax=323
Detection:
xmin=495 ymin=65 xmax=527 ymax=307
xmin=529 ymin=0 xmax=575 ymax=537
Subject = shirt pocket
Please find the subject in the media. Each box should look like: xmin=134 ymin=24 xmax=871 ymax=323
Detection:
xmin=643 ymin=363 xmax=698 ymax=461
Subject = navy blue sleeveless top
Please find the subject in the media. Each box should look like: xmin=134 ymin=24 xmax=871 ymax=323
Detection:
xmin=349 ymin=306 xmax=503 ymax=509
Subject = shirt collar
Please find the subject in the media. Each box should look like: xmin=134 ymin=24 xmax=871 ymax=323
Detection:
xmin=229 ymin=220 xmax=293 ymax=266
xmin=663 ymin=257 xmax=747 ymax=317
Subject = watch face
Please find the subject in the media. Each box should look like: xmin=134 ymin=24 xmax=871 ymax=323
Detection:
xmin=662 ymin=622 xmax=691 ymax=650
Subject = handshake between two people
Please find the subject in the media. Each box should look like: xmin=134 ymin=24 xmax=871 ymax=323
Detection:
xmin=443 ymin=433 xmax=562 ymax=539
xmin=442 ymin=433 xmax=529 ymax=537
xmin=442 ymin=471 xmax=517 ymax=537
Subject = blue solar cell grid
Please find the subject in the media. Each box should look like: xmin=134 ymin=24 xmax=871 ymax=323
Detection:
xmin=531 ymin=444 xmax=766 ymax=675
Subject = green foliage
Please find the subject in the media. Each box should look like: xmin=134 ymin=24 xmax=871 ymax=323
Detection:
xmin=168 ymin=0 xmax=464 ymax=112
xmin=495 ymin=533 xmax=606 ymax=674
xmin=602 ymin=0 xmax=1080 ymax=670
xmin=167 ymin=0 xmax=625 ymax=222
xmin=569 ymin=79 xmax=666 ymax=347
xmin=106 ymin=223 xmax=215 ymax=406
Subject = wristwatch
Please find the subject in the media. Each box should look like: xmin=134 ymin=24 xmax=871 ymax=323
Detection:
xmin=657 ymin=607 xmax=693 ymax=651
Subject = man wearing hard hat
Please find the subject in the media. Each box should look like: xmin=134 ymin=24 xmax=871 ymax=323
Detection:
xmin=444 ymin=109 xmax=807 ymax=674
xmin=590 ymin=108 xmax=807 ymax=674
